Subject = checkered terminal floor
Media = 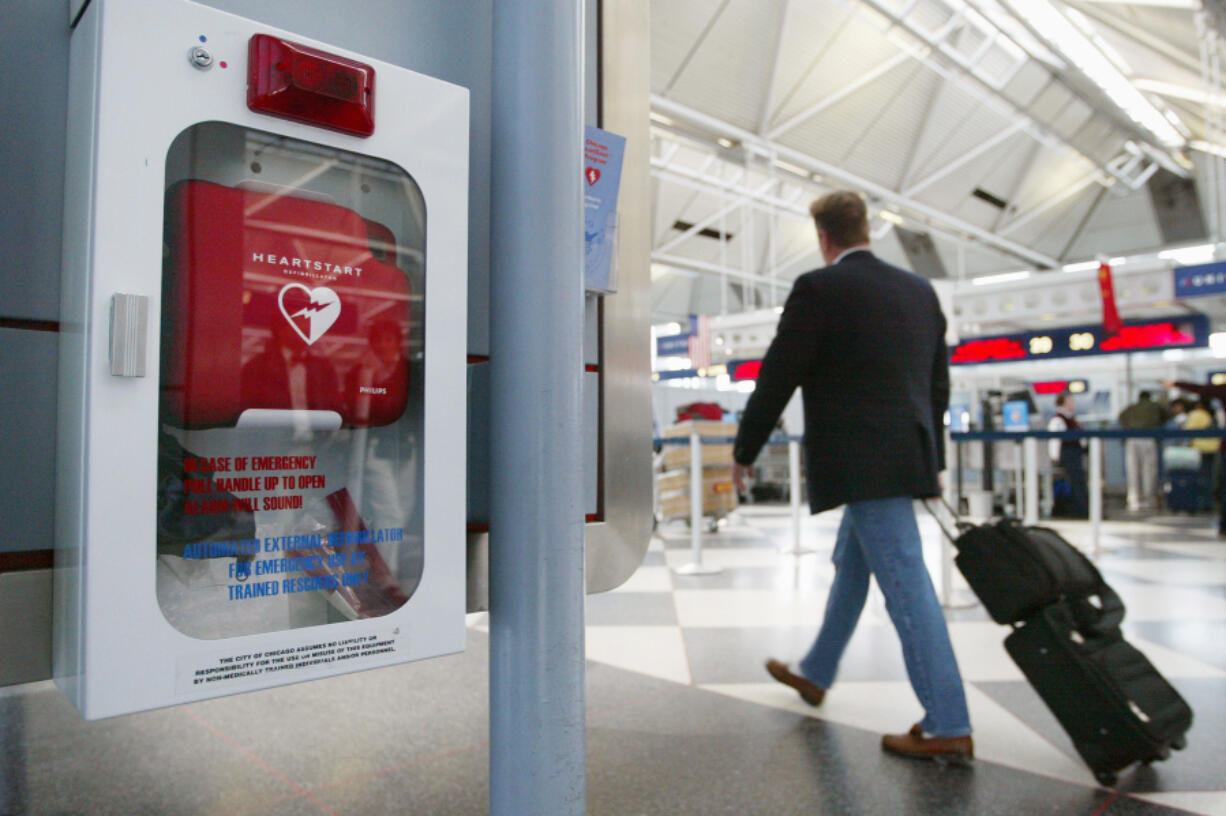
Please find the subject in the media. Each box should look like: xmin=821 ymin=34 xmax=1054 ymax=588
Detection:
xmin=485 ymin=506 xmax=1226 ymax=815
xmin=5 ymin=507 xmax=1224 ymax=815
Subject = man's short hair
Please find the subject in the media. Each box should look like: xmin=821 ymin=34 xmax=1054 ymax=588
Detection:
xmin=809 ymin=190 xmax=870 ymax=248
xmin=1056 ymin=392 xmax=1072 ymax=408
xmin=1139 ymin=390 xmax=1152 ymax=400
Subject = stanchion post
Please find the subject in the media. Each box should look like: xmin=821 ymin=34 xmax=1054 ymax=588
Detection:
xmin=1024 ymin=437 xmax=1039 ymax=525
xmin=955 ymin=440 xmax=964 ymax=515
xmin=674 ymin=431 xmax=721 ymax=575
xmin=939 ymin=508 xmax=954 ymax=607
xmin=779 ymin=438 xmax=815 ymax=556
xmin=1014 ymin=440 xmax=1024 ymax=518
xmin=944 ymin=435 xmax=956 ymax=510
xmin=933 ymin=497 xmax=976 ymax=610
xmin=1090 ymin=436 xmax=1103 ymax=558
xmin=690 ymin=430 xmax=701 ymax=555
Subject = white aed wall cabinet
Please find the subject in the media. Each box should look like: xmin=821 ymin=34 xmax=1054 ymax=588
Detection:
xmin=56 ymin=0 xmax=469 ymax=719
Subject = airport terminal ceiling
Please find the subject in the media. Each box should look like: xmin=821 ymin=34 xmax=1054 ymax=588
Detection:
xmin=647 ymin=0 xmax=1226 ymax=335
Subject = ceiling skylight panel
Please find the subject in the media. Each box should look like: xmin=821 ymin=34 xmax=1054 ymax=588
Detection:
xmin=1002 ymin=0 xmax=1185 ymax=149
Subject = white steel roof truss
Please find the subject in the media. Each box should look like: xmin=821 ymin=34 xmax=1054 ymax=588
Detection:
xmin=903 ymin=120 xmax=1030 ymax=197
xmin=650 ymin=96 xmax=1060 ymax=267
xmin=655 ymin=178 xmax=780 ymax=254
xmin=998 ymin=167 xmax=1104 ymax=238
xmin=758 ymin=0 xmax=795 ymax=134
xmin=767 ymin=50 xmax=917 ymax=141
xmin=840 ymin=0 xmax=1135 ymax=177
xmin=662 ymin=0 xmax=734 ymax=93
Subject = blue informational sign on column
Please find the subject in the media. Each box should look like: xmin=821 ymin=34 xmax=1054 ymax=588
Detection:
xmin=656 ymin=333 xmax=691 ymax=356
xmin=583 ymin=125 xmax=626 ymax=293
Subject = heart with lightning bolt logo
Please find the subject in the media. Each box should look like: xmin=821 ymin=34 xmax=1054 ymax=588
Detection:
xmin=278 ymin=283 xmax=341 ymax=345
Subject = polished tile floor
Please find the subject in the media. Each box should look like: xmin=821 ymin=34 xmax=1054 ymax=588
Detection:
xmin=1 ymin=506 xmax=1223 ymax=815
xmin=579 ymin=505 xmax=1226 ymax=816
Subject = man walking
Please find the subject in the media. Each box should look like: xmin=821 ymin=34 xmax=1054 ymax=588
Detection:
xmin=732 ymin=191 xmax=972 ymax=762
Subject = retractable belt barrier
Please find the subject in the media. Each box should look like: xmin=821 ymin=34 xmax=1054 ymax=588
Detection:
xmin=950 ymin=428 xmax=1226 ymax=557
xmin=654 ymin=428 xmax=1226 ymax=587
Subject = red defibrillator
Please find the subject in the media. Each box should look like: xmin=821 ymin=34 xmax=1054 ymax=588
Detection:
xmin=160 ymin=180 xmax=412 ymax=429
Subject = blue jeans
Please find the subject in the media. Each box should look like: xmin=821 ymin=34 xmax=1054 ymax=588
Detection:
xmin=797 ymin=497 xmax=972 ymax=737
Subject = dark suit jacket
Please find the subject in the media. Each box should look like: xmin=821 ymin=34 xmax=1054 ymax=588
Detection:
xmin=733 ymin=249 xmax=949 ymax=513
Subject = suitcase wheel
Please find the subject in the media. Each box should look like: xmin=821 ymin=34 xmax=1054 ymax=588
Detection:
xmin=1143 ymin=747 xmax=1170 ymax=764
xmin=1094 ymin=771 xmax=1118 ymax=787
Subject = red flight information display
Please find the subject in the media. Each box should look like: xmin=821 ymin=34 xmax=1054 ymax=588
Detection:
xmin=949 ymin=316 xmax=1208 ymax=366
xmin=729 ymin=360 xmax=762 ymax=381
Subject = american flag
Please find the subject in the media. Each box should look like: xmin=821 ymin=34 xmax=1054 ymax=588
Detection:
xmin=688 ymin=314 xmax=711 ymax=369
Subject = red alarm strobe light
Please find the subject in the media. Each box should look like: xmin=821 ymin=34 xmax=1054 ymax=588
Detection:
xmin=247 ymin=34 xmax=375 ymax=137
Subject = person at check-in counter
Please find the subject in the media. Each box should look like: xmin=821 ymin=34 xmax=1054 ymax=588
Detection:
xmin=1162 ymin=379 xmax=1226 ymax=536
xmin=1048 ymin=393 xmax=1088 ymax=519
xmin=731 ymin=190 xmax=973 ymax=765
xmin=1118 ymin=391 xmax=1168 ymax=512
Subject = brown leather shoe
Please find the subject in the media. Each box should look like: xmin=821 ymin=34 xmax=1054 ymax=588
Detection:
xmin=764 ymin=659 xmax=825 ymax=706
xmin=882 ymin=724 xmax=973 ymax=765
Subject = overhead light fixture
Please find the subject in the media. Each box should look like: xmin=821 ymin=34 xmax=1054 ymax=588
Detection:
xmin=1135 ymin=79 xmax=1226 ymax=113
xmin=1159 ymin=244 xmax=1217 ymax=265
xmin=1211 ymin=333 xmax=1226 ymax=358
xmin=1062 ymin=260 xmax=1099 ymax=272
xmin=1109 ymin=256 xmax=1126 ymax=265
xmin=1076 ymin=0 xmax=1196 ymax=7
xmin=649 ymin=112 xmax=674 ymax=126
xmin=657 ymin=356 xmax=693 ymax=371
xmin=1007 ymin=0 xmax=1185 ymax=148
xmin=774 ymin=159 xmax=810 ymax=177
xmin=871 ymin=222 xmax=895 ymax=240
xmin=1190 ymin=140 xmax=1226 ymax=160
xmin=717 ymin=137 xmax=734 ymax=149
xmin=877 ymin=210 xmax=905 ymax=225
xmin=971 ymin=270 xmax=1031 ymax=286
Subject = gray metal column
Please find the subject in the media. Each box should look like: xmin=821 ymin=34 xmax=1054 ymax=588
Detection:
xmin=489 ymin=3 xmax=587 ymax=815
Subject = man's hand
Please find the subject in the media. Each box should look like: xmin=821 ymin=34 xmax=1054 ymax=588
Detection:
xmin=733 ymin=463 xmax=752 ymax=495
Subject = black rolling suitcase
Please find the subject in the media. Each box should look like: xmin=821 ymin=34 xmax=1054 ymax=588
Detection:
xmin=1004 ymin=596 xmax=1192 ymax=785
xmin=1165 ymin=468 xmax=1204 ymax=512
xmin=926 ymin=500 xmax=1193 ymax=784
xmin=945 ymin=516 xmax=1103 ymax=625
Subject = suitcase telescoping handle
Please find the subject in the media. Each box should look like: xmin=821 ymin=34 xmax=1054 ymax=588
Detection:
xmin=922 ymin=496 xmax=968 ymax=545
